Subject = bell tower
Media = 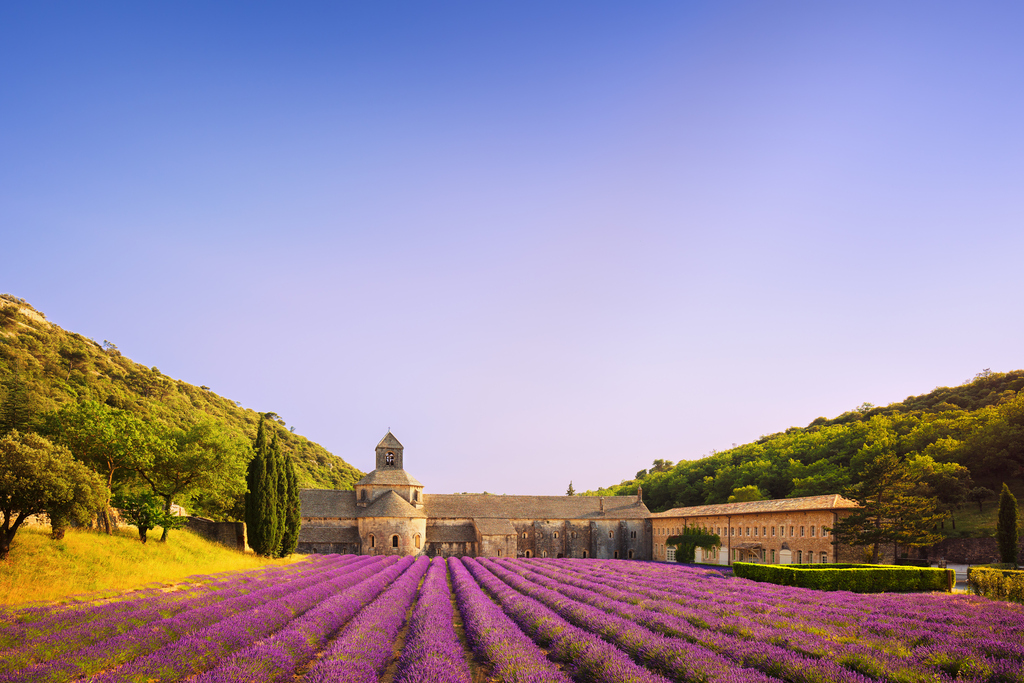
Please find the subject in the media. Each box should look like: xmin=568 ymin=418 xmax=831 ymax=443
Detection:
xmin=375 ymin=431 xmax=404 ymax=470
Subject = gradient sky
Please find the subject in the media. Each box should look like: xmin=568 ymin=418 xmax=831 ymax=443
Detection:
xmin=3 ymin=2 xmax=1022 ymax=495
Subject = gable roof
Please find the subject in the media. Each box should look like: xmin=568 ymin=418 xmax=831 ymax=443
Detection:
xmin=651 ymin=494 xmax=860 ymax=519
xmin=377 ymin=431 xmax=404 ymax=449
xmin=424 ymin=494 xmax=649 ymax=520
xmin=361 ymin=489 xmax=427 ymax=518
xmin=425 ymin=523 xmax=477 ymax=543
xmin=300 ymin=489 xmax=357 ymax=518
xmin=355 ymin=468 xmax=423 ymax=487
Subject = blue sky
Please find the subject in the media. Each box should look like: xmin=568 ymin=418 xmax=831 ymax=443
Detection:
xmin=3 ymin=2 xmax=1022 ymax=494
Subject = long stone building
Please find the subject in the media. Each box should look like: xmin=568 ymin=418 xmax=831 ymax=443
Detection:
xmin=297 ymin=432 xmax=864 ymax=564
xmin=298 ymin=432 xmax=652 ymax=559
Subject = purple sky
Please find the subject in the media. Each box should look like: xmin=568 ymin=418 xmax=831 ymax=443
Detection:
xmin=3 ymin=3 xmax=1022 ymax=495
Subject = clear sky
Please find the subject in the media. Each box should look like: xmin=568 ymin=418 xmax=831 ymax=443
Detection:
xmin=3 ymin=2 xmax=1022 ymax=495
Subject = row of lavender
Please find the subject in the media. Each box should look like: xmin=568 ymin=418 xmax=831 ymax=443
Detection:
xmin=3 ymin=555 xmax=1022 ymax=683
xmin=478 ymin=557 xmax=1024 ymax=683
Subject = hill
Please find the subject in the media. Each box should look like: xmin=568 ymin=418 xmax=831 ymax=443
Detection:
xmin=588 ymin=369 xmax=1024 ymax=535
xmin=0 ymin=525 xmax=300 ymax=606
xmin=0 ymin=294 xmax=362 ymax=518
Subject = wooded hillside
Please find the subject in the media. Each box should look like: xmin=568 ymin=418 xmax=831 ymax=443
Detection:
xmin=589 ymin=369 xmax=1024 ymax=531
xmin=0 ymin=295 xmax=362 ymax=519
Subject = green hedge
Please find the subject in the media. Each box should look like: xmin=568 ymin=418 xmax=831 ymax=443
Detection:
xmin=968 ymin=566 xmax=1024 ymax=603
xmin=894 ymin=558 xmax=931 ymax=567
xmin=733 ymin=563 xmax=954 ymax=593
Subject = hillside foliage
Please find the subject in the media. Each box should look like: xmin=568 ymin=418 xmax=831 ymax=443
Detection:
xmin=588 ymin=368 xmax=1024 ymax=534
xmin=0 ymin=296 xmax=362 ymax=522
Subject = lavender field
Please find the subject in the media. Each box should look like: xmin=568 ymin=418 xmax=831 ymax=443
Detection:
xmin=1 ymin=554 xmax=1021 ymax=683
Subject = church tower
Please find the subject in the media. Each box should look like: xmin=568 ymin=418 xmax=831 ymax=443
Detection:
xmin=375 ymin=431 xmax=404 ymax=470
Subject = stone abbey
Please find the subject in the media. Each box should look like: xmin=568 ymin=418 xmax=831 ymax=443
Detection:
xmin=297 ymin=432 xmax=652 ymax=559
xmin=297 ymin=432 xmax=861 ymax=563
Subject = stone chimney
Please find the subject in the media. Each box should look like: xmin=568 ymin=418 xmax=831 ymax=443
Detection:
xmin=637 ymin=485 xmax=643 ymax=506
xmin=599 ymin=497 xmax=604 ymax=513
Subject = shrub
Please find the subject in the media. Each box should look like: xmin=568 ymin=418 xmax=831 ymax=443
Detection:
xmin=733 ymin=563 xmax=954 ymax=592
xmin=968 ymin=567 xmax=1024 ymax=603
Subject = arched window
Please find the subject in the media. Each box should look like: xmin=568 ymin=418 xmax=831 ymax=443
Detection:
xmin=369 ymin=534 xmax=375 ymax=548
xmin=525 ymin=550 xmax=532 ymax=558
xmin=413 ymin=490 xmax=418 ymax=502
xmin=497 ymin=549 xmax=502 ymax=557
xmin=522 ymin=532 xmax=527 ymax=539
xmin=391 ymin=535 xmax=399 ymax=548
xmin=385 ymin=452 xmax=395 ymax=466
xmin=541 ymin=551 xmax=547 ymax=558
xmin=608 ymin=531 xmax=613 ymax=539
xmin=414 ymin=534 xmax=421 ymax=549
xmin=553 ymin=532 xmax=558 ymax=539
xmin=614 ymin=551 xmax=619 ymax=559
xmin=628 ymin=550 xmax=634 ymax=559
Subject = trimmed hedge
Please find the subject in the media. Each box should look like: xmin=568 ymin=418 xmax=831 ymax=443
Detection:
xmin=968 ymin=566 xmax=1024 ymax=603
xmin=894 ymin=558 xmax=931 ymax=567
xmin=733 ymin=563 xmax=954 ymax=593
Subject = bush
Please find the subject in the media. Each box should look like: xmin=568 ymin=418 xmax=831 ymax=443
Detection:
xmin=894 ymin=558 xmax=931 ymax=567
xmin=733 ymin=563 xmax=954 ymax=592
xmin=968 ymin=567 xmax=1024 ymax=603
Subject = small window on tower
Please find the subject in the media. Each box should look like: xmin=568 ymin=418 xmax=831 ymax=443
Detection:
xmin=385 ymin=452 xmax=395 ymax=466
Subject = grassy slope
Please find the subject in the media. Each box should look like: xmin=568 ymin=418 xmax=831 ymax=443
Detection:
xmin=0 ymin=526 xmax=303 ymax=607
xmin=0 ymin=296 xmax=363 ymax=492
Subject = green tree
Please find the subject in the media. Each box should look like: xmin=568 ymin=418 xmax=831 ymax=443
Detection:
xmin=245 ymin=415 xmax=279 ymax=556
xmin=280 ymin=454 xmax=301 ymax=557
xmin=136 ymin=419 xmax=248 ymax=542
xmin=666 ymin=527 xmax=721 ymax=564
xmin=728 ymin=485 xmax=767 ymax=503
xmin=997 ymin=483 xmax=1019 ymax=565
xmin=566 ymin=481 xmax=576 ymax=496
xmin=40 ymin=401 xmax=157 ymax=533
xmin=271 ymin=432 xmax=287 ymax=556
xmin=0 ymin=374 xmax=39 ymax=436
xmin=47 ymin=460 xmax=107 ymax=540
xmin=968 ymin=486 xmax=995 ymax=512
xmin=832 ymin=442 xmax=942 ymax=563
xmin=0 ymin=431 xmax=108 ymax=559
xmin=113 ymin=490 xmax=184 ymax=544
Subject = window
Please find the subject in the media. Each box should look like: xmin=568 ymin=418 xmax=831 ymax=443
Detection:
xmin=628 ymin=550 xmax=634 ymax=559
xmin=753 ymin=527 xmax=758 ymax=536
xmin=523 ymin=532 xmax=527 ymax=539
xmin=413 ymin=490 xmax=418 ymax=502
xmin=392 ymin=535 xmax=399 ymax=548
xmin=716 ymin=527 xmax=720 ymax=535
xmin=525 ymin=550 xmax=532 ymax=558
xmin=762 ymin=527 xmax=766 ymax=536
xmin=771 ymin=526 xmax=775 ymax=537
xmin=745 ymin=527 xmax=750 ymax=536
xmin=771 ymin=549 xmax=776 ymax=563
xmin=583 ymin=550 xmax=588 ymax=558
xmin=821 ymin=553 xmax=828 ymax=563
xmin=609 ymin=531 xmax=613 ymax=539
xmin=369 ymin=534 xmax=375 ymax=549
xmin=810 ymin=526 xmax=815 ymax=537
xmin=822 ymin=527 xmax=829 ymax=537
xmin=541 ymin=551 xmax=547 ymax=558
xmin=414 ymin=534 xmax=421 ymax=549
xmin=554 ymin=532 xmax=558 ymax=539
xmin=631 ymin=530 xmax=637 ymax=539
xmin=779 ymin=526 xmax=785 ymax=537
xmin=790 ymin=526 xmax=794 ymax=537
xmin=797 ymin=550 xmax=803 ymax=563
xmin=385 ymin=452 xmax=395 ymax=466
xmin=614 ymin=551 xmax=619 ymax=559
xmin=497 ymin=550 xmax=502 ymax=557
xmin=800 ymin=526 xmax=805 ymax=537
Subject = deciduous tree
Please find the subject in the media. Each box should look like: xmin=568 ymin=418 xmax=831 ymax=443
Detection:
xmin=997 ymin=483 xmax=1019 ymax=565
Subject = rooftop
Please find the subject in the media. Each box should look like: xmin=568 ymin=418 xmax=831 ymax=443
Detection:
xmin=651 ymin=494 xmax=859 ymax=519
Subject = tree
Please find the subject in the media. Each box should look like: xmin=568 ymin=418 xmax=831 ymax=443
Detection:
xmin=245 ymin=415 xmax=279 ymax=557
xmin=728 ymin=485 xmax=767 ymax=503
xmin=279 ymin=454 xmax=301 ymax=557
xmin=666 ymin=527 xmax=721 ymax=564
xmin=40 ymin=401 xmax=157 ymax=533
xmin=831 ymin=442 xmax=942 ymax=563
xmin=135 ymin=419 xmax=248 ymax=542
xmin=47 ymin=460 xmax=107 ymax=540
xmin=997 ymin=483 xmax=1019 ymax=565
xmin=0 ymin=374 xmax=40 ymax=436
xmin=566 ymin=481 xmax=576 ymax=496
xmin=0 ymin=431 xmax=108 ymax=559
xmin=113 ymin=490 xmax=184 ymax=544
xmin=968 ymin=486 xmax=995 ymax=513
xmin=271 ymin=432 xmax=287 ymax=556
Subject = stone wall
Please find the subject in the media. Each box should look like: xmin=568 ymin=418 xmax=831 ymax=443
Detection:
xmin=922 ymin=537 xmax=1024 ymax=565
xmin=184 ymin=517 xmax=247 ymax=552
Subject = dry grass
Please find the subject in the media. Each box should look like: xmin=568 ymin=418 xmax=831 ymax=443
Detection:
xmin=0 ymin=525 xmax=305 ymax=607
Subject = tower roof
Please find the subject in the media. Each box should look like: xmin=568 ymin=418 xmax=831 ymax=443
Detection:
xmin=377 ymin=431 xmax=404 ymax=449
xmin=359 ymin=489 xmax=426 ymax=518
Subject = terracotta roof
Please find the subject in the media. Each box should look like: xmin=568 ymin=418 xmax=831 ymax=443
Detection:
xmin=651 ymin=494 xmax=860 ymax=518
xmin=360 ymin=490 xmax=427 ymax=518
xmin=424 ymin=494 xmax=649 ymax=520
xmin=377 ymin=432 xmax=404 ymax=449
xmin=426 ymin=523 xmax=477 ymax=542
xmin=300 ymin=489 xmax=357 ymax=518
xmin=355 ymin=468 xmax=423 ymax=487
xmin=473 ymin=518 xmax=516 ymax=536
xmin=298 ymin=526 xmax=360 ymax=544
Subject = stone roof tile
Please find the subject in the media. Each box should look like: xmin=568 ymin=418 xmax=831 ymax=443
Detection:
xmin=300 ymin=489 xmax=357 ymax=518
xmin=424 ymin=494 xmax=649 ymax=520
xmin=426 ymin=523 xmax=477 ymax=542
xmin=355 ymin=468 xmax=423 ymax=487
xmin=359 ymin=490 xmax=427 ymax=518
xmin=651 ymin=494 xmax=860 ymax=518
xmin=473 ymin=518 xmax=516 ymax=536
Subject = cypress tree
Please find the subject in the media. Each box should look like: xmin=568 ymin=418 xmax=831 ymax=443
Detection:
xmin=245 ymin=415 xmax=278 ymax=556
xmin=270 ymin=432 xmax=286 ymax=556
xmin=280 ymin=454 xmax=301 ymax=557
xmin=997 ymin=483 xmax=1019 ymax=565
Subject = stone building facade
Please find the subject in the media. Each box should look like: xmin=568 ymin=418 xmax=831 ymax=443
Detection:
xmin=651 ymin=495 xmax=863 ymax=565
xmin=298 ymin=432 xmax=652 ymax=560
